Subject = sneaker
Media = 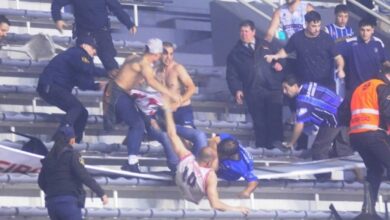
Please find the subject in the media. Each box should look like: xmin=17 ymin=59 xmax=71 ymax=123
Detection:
xmin=121 ymin=163 xmax=141 ymax=173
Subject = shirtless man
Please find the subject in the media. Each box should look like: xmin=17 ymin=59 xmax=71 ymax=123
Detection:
xmin=265 ymin=0 xmax=314 ymax=42
xmin=157 ymin=42 xmax=196 ymax=125
xmin=163 ymin=97 xmax=250 ymax=214
xmin=156 ymin=41 xmax=207 ymax=155
xmin=103 ymin=38 xmax=179 ymax=173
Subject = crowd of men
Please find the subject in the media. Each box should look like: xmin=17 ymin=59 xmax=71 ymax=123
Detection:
xmin=0 ymin=0 xmax=390 ymax=217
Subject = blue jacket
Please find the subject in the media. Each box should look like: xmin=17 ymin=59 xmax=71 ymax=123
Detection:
xmin=51 ymin=0 xmax=134 ymax=31
xmin=39 ymin=47 xmax=107 ymax=92
xmin=217 ymin=133 xmax=258 ymax=182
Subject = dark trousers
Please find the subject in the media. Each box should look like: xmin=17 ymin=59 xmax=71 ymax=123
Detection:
xmin=312 ymin=126 xmax=353 ymax=180
xmin=246 ymin=90 xmax=283 ymax=148
xmin=115 ymin=93 xmax=145 ymax=156
xmin=37 ymin=83 xmax=88 ymax=143
xmin=46 ymin=195 xmax=82 ymax=220
xmin=351 ymin=131 xmax=390 ymax=206
xmin=76 ymin=28 xmax=118 ymax=71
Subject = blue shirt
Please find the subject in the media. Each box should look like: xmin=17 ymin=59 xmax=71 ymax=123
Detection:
xmin=296 ymin=82 xmax=342 ymax=127
xmin=216 ymin=133 xmax=258 ymax=182
xmin=337 ymin=36 xmax=390 ymax=90
xmin=51 ymin=0 xmax=134 ymax=31
xmin=325 ymin=24 xmax=354 ymax=41
xmin=38 ymin=47 xmax=107 ymax=92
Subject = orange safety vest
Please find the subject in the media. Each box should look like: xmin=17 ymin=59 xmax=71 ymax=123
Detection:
xmin=350 ymin=79 xmax=385 ymax=134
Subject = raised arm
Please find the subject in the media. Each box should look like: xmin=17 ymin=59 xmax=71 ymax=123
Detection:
xmin=163 ymin=97 xmax=191 ymax=159
xmin=264 ymin=9 xmax=281 ymax=43
xmin=206 ymin=171 xmax=249 ymax=215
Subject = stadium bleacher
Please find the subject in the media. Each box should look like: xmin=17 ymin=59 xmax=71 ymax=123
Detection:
xmin=0 ymin=0 xmax=390 ymax=219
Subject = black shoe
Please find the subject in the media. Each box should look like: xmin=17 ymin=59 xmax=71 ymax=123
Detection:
xmin=121 ymin=163 xmax=141 ymax=173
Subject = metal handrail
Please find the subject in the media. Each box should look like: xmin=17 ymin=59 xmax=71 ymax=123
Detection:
xmin=347 ymin=0 xmax=390 ymax=25
xmin=375 ymin=0 xmax=390 ymax=12
xmin=237 ymin=0 xmax=272 ymax=21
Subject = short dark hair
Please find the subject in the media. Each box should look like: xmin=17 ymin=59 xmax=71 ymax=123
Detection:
xmin=305 ymin=11 xmax=321 ymax=23
xmin=162 ymin=41 xmax=175 ymax=49
xmin=359 ymin=17 xmax=377 ymax=27
xmin=239 ymin=19 xmax=255 ymax=31
xmin=0 ymin=15 xmax=10 ymax=26
xmin=217 ymin=138 xmax=239 ymax=157
xmin=334 ymin=4 xmax=349 ymax=14
xmin=282 ymin=74 xmax=300 ymax=86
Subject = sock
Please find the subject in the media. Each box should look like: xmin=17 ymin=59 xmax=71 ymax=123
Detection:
xmin=128 ymin=155 xmax=139 ymax=165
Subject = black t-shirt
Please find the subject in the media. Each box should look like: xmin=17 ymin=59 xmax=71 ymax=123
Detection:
xmin=284 ymin=30 xmax=339 ymax=89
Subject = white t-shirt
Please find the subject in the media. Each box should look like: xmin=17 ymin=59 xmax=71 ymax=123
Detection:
xmin=175 ymin=154 xmax=211 ymax=204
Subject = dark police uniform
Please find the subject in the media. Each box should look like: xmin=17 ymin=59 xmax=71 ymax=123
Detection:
xmin=37 ymin=46 xmax=106 ymax=143
xmin=226 ymin=38 xmax=284 ymax=149
xmin=38 ymin=146 xmax=105 ymax=220
xmin=51 ymin=0 xmax=135 ymax=71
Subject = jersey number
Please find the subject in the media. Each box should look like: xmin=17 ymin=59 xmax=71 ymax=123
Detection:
xmin=182 ymin=167 xmax=197 ymax=188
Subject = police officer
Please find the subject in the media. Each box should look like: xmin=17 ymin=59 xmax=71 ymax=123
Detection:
xmin=37 ymin=36 xmax=107 ymax=143
xmin=349 ymin=63 xmax=390 ymax=215
xmin=51 ymin=0 xmax=137 ymax=75
xmin=38 ymin=125 xmax=109 ymax=220
xmin=214 ymin=133 xmax=259 ymax=198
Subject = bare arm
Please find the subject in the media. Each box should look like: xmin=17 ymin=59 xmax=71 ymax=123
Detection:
xmin=163 ymin=98 xmax=191 ymax=159
xmin=334 ymin=54 xmax=345 ymax=79
xmin=176 ymin=64 xmax=196 ymax=104
xmin=206 ymin=171 xmax=249 ymax=214
xmin=141 ymin=64 xmax=179 ymax=102
xmin=306 ymin=3 xmax=314 ymax=12
xmin=264 ymin=48 xmax=288 ymax=63
xmin=264 ymin=9 xmax=280 ymax=43
xmin=239 ymin=181 xmax=259 ymax=198
xmin=285 ymin=122 xmax=304 ymax=148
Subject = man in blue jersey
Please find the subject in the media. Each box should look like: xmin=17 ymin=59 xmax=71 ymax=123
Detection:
xmin=281 ymin=75 xmax=353 ymax=180
xmin=213 ymin=133 xmax=258 ymax=198
xmin=337 ymin=17 xmax=390 ymax=93
xmin=325 ymin=4 xmax=354 ymax=98
xmin=324 ymin=4 xmax=354 ymax=42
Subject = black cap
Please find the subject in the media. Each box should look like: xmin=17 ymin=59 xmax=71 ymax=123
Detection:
xmin=76 ymin=35 xmax=97 ymax=49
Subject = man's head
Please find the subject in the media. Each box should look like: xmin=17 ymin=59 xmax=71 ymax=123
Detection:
xmin=334 ymin=4 xmax=349 ymax=27
xmin=145 ymin=38 xmax=163 ymax=62
xmin=0 ymin=15 xmax=10 ymax=40
xmin=239 ymin=20 xmax=256 ymax=44
xmin=197 ymin=147 xmax=218 ymax=168
xmin=282 ymin=75 xmax=301 ymax=98
xmin=217 ymin=138 xmax=239 ymax=159
xmin=162 ymin=41 xmax=175 ymax=66
xmin=359 ymin=18 xmax=376 ymax=43
xmin=76 ymin=35 xmax=97 ymax=57
xmin=305 ymin=11 xmax=322 ymax=38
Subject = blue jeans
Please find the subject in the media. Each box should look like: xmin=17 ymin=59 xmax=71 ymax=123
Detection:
xmin=37 ymin=83 xmax=88 ymax=143
xmin=176 ymin=125 xmax=207 ymax=157
xmin=115 ymin=93 xmax=145 ymax=156
xmin=46 ymin=195 xmax=82 ymax=220
xmin=146 ymin=123 xmax=207 ymax=171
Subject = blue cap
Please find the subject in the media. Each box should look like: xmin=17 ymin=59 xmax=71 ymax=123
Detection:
xmin=59 ymin=125 xmax=76 ymax=140
xmin=76 ymin=35 xmax=98 ymax=49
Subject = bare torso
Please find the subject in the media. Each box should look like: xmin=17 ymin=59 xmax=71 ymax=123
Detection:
xmin=114 ymin=55 xmax=152 ymax=91
xmin=157 ymin=62 xmax=191 ymax=106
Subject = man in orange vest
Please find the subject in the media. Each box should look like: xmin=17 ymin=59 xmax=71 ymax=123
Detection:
xmin=349 ymin=62 xmax=390 ymax=215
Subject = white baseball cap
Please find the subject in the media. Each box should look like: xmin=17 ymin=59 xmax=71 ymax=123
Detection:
xmin=146 ymin=38 xmax=163 ymax=54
